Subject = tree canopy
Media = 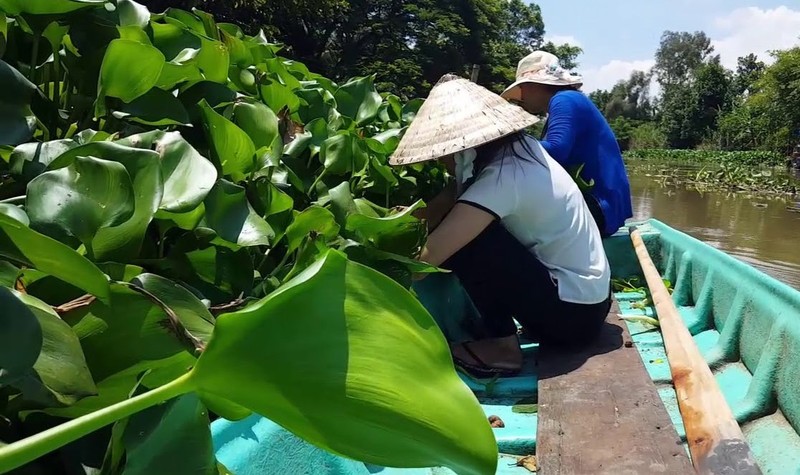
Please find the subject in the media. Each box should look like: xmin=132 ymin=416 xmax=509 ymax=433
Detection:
xmin=142 ymin=0 xmax=582 ymax=98
xmin=590 ymin=28 xmax=800 ymax=156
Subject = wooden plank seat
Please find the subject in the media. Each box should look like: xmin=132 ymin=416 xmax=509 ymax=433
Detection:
xmin=536 ymin=301 xmax=694 ymax=474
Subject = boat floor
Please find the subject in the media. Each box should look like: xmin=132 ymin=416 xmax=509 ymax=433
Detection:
xmin=535 ymin=300 xmax=692 ymax=474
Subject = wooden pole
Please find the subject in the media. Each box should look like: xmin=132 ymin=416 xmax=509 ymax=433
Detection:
xmin=629 ymin=228 xmax=762 ymax=475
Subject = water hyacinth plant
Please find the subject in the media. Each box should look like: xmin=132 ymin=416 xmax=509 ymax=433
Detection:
xmin=0 ymin=1 xmax=497 ymax=474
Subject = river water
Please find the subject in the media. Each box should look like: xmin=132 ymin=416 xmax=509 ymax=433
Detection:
xmin=626 ymin=164 xmax=800 ymax=291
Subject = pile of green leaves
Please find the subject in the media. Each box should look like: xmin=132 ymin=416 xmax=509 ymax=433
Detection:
xmin=624 ymin=149 xmax=785 ymax=168
xmin=0 ymin=1 xmax=496 ymax=474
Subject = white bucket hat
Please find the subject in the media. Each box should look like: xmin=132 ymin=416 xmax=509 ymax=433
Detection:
xmin=389 ymin=74 xmax=540 ymax=166
xmin=500 ymin=51 xmax=583 ymax=101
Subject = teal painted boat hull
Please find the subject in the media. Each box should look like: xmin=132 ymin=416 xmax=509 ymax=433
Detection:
xmin=211 ymin=219 xmax=800 ymax=474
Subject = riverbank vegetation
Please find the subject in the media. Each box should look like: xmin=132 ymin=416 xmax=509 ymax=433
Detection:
xmin=590 ymin=32 xmax=800 ymax=160
xmin=625 ymin=161 xmax=798 ymax=197
xmin=624 ymin=149 xmax=786 ymax=168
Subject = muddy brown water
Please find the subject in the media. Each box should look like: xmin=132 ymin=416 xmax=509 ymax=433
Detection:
xmin=626 ymin=164 xmax=800 ymax=291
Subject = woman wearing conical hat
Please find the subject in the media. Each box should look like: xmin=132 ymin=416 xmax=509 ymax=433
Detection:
xmin=391 ymin=74 xmax=612 ymax=378
xmin=501 ymin=51 xmax=633 ymax=238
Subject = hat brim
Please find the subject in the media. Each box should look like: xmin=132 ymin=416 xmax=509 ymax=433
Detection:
xmin=500 ymin=77 xmax=584 ymax=100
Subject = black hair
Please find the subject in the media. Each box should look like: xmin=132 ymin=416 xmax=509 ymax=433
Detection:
xmin=461 ymin=132 xmax=546 ymax=191
xmin=473 ymin=132 xmax=544 ymax=175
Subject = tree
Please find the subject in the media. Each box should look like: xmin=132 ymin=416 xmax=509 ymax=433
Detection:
xmin=653 ymin=31 xmax=713 ymax=88
xmin=590 ymin=70 xmax=654 ymax=122
xmin=733 ymin=53 xmax=766 ymax=96
xmin=542 ymin=42 xmax=582 ymax=70
xmin=693 ymin=57 xmax=732 ymax=135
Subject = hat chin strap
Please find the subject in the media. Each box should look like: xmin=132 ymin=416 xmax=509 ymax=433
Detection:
xmin=455 ymin=148 xmax=478 ymax=195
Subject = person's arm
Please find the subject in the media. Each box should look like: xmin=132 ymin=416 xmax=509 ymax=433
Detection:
xmin=540 ymin=94 xmax=580 ymax=167
xmin=415 ymin=164 xmax=517 ymax=280
xmin=415 ymin=203 xmax=495 ymax=279
xmin=414 ymin=181 xmax=457 ymax=231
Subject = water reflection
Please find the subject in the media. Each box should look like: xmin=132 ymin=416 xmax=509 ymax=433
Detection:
xmin=627 ymin=166 xmax=800 ymax=290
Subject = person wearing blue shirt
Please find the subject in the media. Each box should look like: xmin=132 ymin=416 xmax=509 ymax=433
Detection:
xmin=501 ymin=51 xmax=633 ymax=237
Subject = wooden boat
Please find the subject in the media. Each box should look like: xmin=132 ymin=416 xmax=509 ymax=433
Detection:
xmin=210 ymin=219 xmax=800 ymax=474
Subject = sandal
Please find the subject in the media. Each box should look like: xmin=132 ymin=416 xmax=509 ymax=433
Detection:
xmin=452 ymin=341 xmax=521 ymax=379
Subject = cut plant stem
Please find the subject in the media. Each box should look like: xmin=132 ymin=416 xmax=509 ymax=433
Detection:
xmin=0 ymin=373 xmax=194 ymax=474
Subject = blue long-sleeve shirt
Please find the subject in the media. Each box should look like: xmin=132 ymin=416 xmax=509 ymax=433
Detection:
xmin=540 ymin=90 xmax=633 ymax=235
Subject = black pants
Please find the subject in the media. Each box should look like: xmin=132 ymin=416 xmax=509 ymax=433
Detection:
xmin=442 ymin=222 xmax=611 ymax=349
xmin=584 ymin=192 xmax=610 ymax=238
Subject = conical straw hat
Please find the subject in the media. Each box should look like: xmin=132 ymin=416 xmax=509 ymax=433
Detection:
xmin=389 ymin=74 xmax=540 ymax=166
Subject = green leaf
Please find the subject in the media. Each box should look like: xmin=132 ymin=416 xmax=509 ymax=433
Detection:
xmin=0 ymin=103 xmax=35 ymax=146
xmin=151 ymin=21 xmax=200 ymax=60
xmin=0 ymin=203 xmax=29 ymax=226
xmin=296 ymin=88 xmax=333 ymax=125
xmin=196 ymin=37 xmax=229 ymax=84
xmin=112 ymin=87 xmax=191 ymax=126
xmin=0 ymin=260 xmax=19 ymax=287
xmin=61 ymin=282 xmax=194 ymax=382
xmin=284 ymin=206 xmax=340 ymax=255
xmin=220 ymin=30 xmax=251 ymax=67
xmin=320 ymin=133 xmax=353 ymax=175
xmin=157 ymin=59 xmax=203 ymax=90
xmin=162 ymin=235 xmax=254 ymax=304
xmin=260 ymin=79 xmax=298 ymax=114
xmin=0 ymin=14 xmax=6 ymax=57
xmin=204 ymin=180 xmax=274 ymax=247
xmin=118 ymin=24 xmax=151 ymax=44
xmin=199 ymin=392 xmax=251 ymax=422
xmin=97 ymin=262 xmax=144 ymax=282
xmin=327 ymin=181 xmax=358 ymax=227
xmin=42 ymin=21 xmax=69 ymax=53
xmin=190 ymin=251 xmax=497 ymax=475
xmin=0 ymin=286 xmax=42 ymax=381
xmin=0 ymin=60 xmax=50 ymax=146
xmin=165 ymin=8 xmax=205 ymax=34
xmin=90 ymin=147 xmax=163 ymax=262
xmin=155 ymin=205 xmax=206 ymax=231
xmin=345 ymin=201 xmax=426 ymax=256
xmin=99 ymin=39 xmax=165 ymax=103
xmin=27 ymin=155 xmax=136 ymax=248
xmin=122 ymin=394 xmax=216 ymax=475
xmin=130 ymin=273 xmax=215 ymax=346
xmin=9 ymin=139 xmax=79 ymax=182
xmin=4 ymin=290 xmax=97 ymax=406
xmin=0 ymin=213 xmax=111 ymax=301
xmin=154 ymin=132 xmax=218 ymax=213
xmin=231 ymin=99 xmax=279 ymax=150
xmin=233 ymin=99 xmax=282 ymax=169
xmin=0 ymin=0 xmax=104 ymax=15
xmin=198 ymin=100 xmax=257 ymax=182
xmin=117 ymin=0 xmax=150 ymax=28
xmin=334 ymin=76 xmax=383 ymax=125
xmin=250 ymin=178 xmax=293 ymax=218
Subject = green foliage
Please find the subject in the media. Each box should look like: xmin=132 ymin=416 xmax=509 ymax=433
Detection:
xmin=624 ymin=149 xmax=785 ymax=168
xmin=0 ymin=2 xmax=494 ymax=475
xmin=653 ymin=31 xmax=713 ymax=88
xmin=141 ymin=0 xmax=580 ymax=97
xmin=591 ymin=29 xmax=797 ymax=157
xmin=629 ymin=122 xmax=667 ymax=150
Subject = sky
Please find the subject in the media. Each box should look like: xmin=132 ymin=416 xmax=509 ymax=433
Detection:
xmin=536 ymin=0 xmax=800 ymax=92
